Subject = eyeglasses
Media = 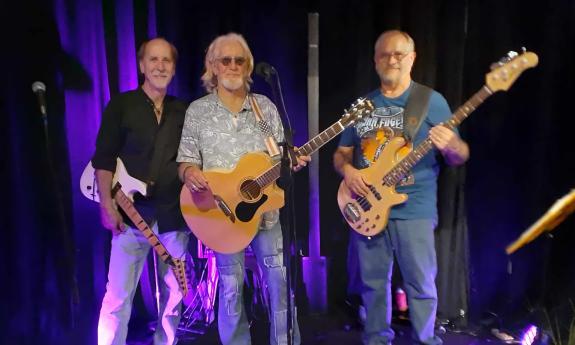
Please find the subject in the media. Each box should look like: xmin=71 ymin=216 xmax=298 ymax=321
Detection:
xmin=378 ymin=51 xmax=411 ymax=61
xmin=217 ymin=56 xmax=247 ymax=67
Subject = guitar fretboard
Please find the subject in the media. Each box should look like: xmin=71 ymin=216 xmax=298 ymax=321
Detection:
xmin=112 ymin=182 xmax=174 ymax=266
xmin=383 ymin=86 xmax=493 ymax=186
xmin=254 ymin=120 xmax=347 ymax=187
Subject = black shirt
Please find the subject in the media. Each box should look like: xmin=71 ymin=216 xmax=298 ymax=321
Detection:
xmin=92 ymin=87 xmax=188 ymax=233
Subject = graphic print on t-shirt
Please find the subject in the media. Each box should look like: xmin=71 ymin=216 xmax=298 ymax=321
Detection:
xmin=356 ymin=105 xmax=414 ymax=186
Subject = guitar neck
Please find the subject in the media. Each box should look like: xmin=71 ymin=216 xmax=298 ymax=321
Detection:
xmin=256 ymin=119 xmax=348 ymax=187
xmin=384 ymin=85 xmax=493 ymax=186
xmin=112 ymin=182 xmax=175 ymax=266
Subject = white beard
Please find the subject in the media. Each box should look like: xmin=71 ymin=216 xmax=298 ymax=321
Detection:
xmin=376 ymin=65 xmax=401 ymax=86
xmin=221 ymin=77 xmax=244 ymax=91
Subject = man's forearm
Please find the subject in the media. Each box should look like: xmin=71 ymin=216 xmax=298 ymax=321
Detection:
xmin=333 ymin=150 xmax=353 ymax=177
xmin=443 ymin=139 xmax=470 ymax=166
xmin=178 ymin=162 xmax=201 ymax=182
xmin=95 ymin=169 xmax=114 ymax=207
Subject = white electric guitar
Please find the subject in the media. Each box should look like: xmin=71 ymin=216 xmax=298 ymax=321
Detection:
xmin=80 ymin=158 xmax=190 ymax=297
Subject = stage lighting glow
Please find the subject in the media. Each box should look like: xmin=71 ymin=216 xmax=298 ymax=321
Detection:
xmin=521 ymin=324 xmax=538 ymax=345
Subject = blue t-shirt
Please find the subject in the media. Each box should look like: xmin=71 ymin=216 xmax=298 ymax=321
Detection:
xmin=338 ymin=82 xmax=452 ymax=221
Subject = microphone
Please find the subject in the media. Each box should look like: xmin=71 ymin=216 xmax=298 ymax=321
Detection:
xmin=255 ymin=62 xmax=276 ymax=82
xmin=32 ymin=81 xmax=47 ymax=116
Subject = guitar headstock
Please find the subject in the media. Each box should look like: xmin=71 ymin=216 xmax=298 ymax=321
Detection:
xmin=340 ymin=98 xmax=375 ymax=127
xmin=486 ymin=49 xmax=538 ymax=92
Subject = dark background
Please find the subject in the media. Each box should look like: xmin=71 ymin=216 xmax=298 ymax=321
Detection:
xmin=1 ymin=0 xmax=574 ymax=344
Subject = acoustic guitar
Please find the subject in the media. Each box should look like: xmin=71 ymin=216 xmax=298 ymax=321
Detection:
xmin=180 ymin=98 xmax=375 ymax=253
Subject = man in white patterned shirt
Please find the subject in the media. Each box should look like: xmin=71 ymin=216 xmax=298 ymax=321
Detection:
xmin=177 ymin=32 xmax=310 ymax=345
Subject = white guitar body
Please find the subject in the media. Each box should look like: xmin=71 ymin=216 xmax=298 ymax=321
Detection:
xmin=79 ymin=158 xmax=191 ymax=297
xmin=80 ymin=158 xmax=147 ymax=202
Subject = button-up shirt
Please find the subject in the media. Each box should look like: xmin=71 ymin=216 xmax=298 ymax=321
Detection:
xmin=92 ymin=87 xmax=188 ymax=232
xmin=177 ymin=92 xmax=283 ymax=170
xmin=177 ymin=92 xmax=284 ymax=228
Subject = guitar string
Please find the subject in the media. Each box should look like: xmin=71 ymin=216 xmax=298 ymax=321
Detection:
xmin=237 ymin=105 xmax=369 ymax=197
xmin=240 ymin=121 xmax=348 ymax=197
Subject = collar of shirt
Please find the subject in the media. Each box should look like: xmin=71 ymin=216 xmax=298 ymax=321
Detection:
xmin=208 ymin=92 xmax=252 ymax=114
xmin=137 ymin=86 xmax=174 ymax=125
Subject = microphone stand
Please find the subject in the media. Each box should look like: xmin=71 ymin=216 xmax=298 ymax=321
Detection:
xmin=36 ymin=90 xmax=79 ymax=328
xmin=262 ymin=68 xmax=298 ymax=345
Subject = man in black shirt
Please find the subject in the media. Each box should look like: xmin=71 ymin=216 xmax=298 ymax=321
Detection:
xmin=92 ymin=37 xmax=189 ymax=345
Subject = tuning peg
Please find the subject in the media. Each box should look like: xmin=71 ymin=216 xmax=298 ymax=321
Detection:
xmin=490 ymin=50 xmax=519 ymax=70
xmin=507 ymin=51 xmax=518 ymax=59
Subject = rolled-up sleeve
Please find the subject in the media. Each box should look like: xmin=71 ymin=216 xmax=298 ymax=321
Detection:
xmin=177 ymin=102 xmax=203 ymax=167
xmin=91 ymin=98 xmax=122 ymax=172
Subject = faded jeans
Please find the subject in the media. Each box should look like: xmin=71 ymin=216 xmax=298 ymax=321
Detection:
xmin=352 ymin=219 xmax=442 ymax=345
xmin=214 ymin=220 xmax=300 ymax=345
xmin=97 ymin=224 xmax=189 ymax=345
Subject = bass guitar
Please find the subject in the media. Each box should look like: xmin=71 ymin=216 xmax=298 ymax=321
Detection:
xmin=337 ymin=51 xmax=539 ymax=236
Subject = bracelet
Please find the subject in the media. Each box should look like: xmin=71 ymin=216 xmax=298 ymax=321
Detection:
xmin=181 ymin=165 xmax=194 ymax=181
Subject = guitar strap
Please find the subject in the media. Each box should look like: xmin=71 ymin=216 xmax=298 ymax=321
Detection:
xmin=249 ymin=94 xmax=281 ymax=229
xmin=249 ymin=94 xmax=281 ymax=158
xmin=403 ymin=82 xmax=433 ymax=142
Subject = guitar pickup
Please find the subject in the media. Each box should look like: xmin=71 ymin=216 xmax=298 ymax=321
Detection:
xmin=368 ymin=185 xmax=382 ymax=200
xmin=343 ymin=203 xmax=361 ymax=223
xmin=355 ymin=196 xmax=372 ymax=211
xmin=214 ymin=195 xmax=236 ymax=223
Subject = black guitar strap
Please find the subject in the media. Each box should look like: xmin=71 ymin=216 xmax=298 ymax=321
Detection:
xmin=403 ymin=82 xmax=433 ymax=142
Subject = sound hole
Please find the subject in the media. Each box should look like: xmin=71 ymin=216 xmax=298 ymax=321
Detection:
xmin=240 ymin=179 xmax=261 ymax=201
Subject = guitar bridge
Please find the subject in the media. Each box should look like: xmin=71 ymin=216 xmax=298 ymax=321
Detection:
xmin=214 ymin=195 xmax=236 ymax=223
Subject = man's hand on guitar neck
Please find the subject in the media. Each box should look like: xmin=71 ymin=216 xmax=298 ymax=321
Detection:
xmin=180 ymin=163 xmax=209 ymax=193
xmin=292 ymin=149 xmax=311 ymax=172
xmin=429 ymin=125 xmax=470 ymax=166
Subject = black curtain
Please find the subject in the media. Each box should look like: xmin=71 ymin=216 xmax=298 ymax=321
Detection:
xmin=1 ymin=1 xmax=78 ymax=344
xmin=3 ymin=0 xmax=575 ymax=344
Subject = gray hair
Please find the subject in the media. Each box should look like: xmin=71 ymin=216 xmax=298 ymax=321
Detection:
xmin=201 ymin=33 xmax=254 ymax=93
xmin=137 ymin=37 xmax=178 ymax=64
xmin=374 ymin=30 xmax=415 ymax=53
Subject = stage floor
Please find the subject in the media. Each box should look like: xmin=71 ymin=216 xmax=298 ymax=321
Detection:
xmin=126 ymin=314 xmax=509 ymax=345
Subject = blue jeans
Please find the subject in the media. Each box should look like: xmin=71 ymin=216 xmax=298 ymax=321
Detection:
xmin=97 ymin=224 xmax=189 ymax=345
xmin=352 ymin=219 xmax=442 ymax=345
xmin=214 ymin=220 xmax=300 ymax=345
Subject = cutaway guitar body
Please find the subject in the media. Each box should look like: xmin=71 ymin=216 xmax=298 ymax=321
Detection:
xmin=181 ymin=152 xmax=285 ymax=254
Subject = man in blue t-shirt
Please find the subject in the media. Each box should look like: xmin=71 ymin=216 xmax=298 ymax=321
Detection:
xmin=333 ymin=30 xmax=469 ymax=345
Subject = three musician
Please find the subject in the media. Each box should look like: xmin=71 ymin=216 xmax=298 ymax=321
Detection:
xmin=93 ymin=30 xmax=468 ymax=345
